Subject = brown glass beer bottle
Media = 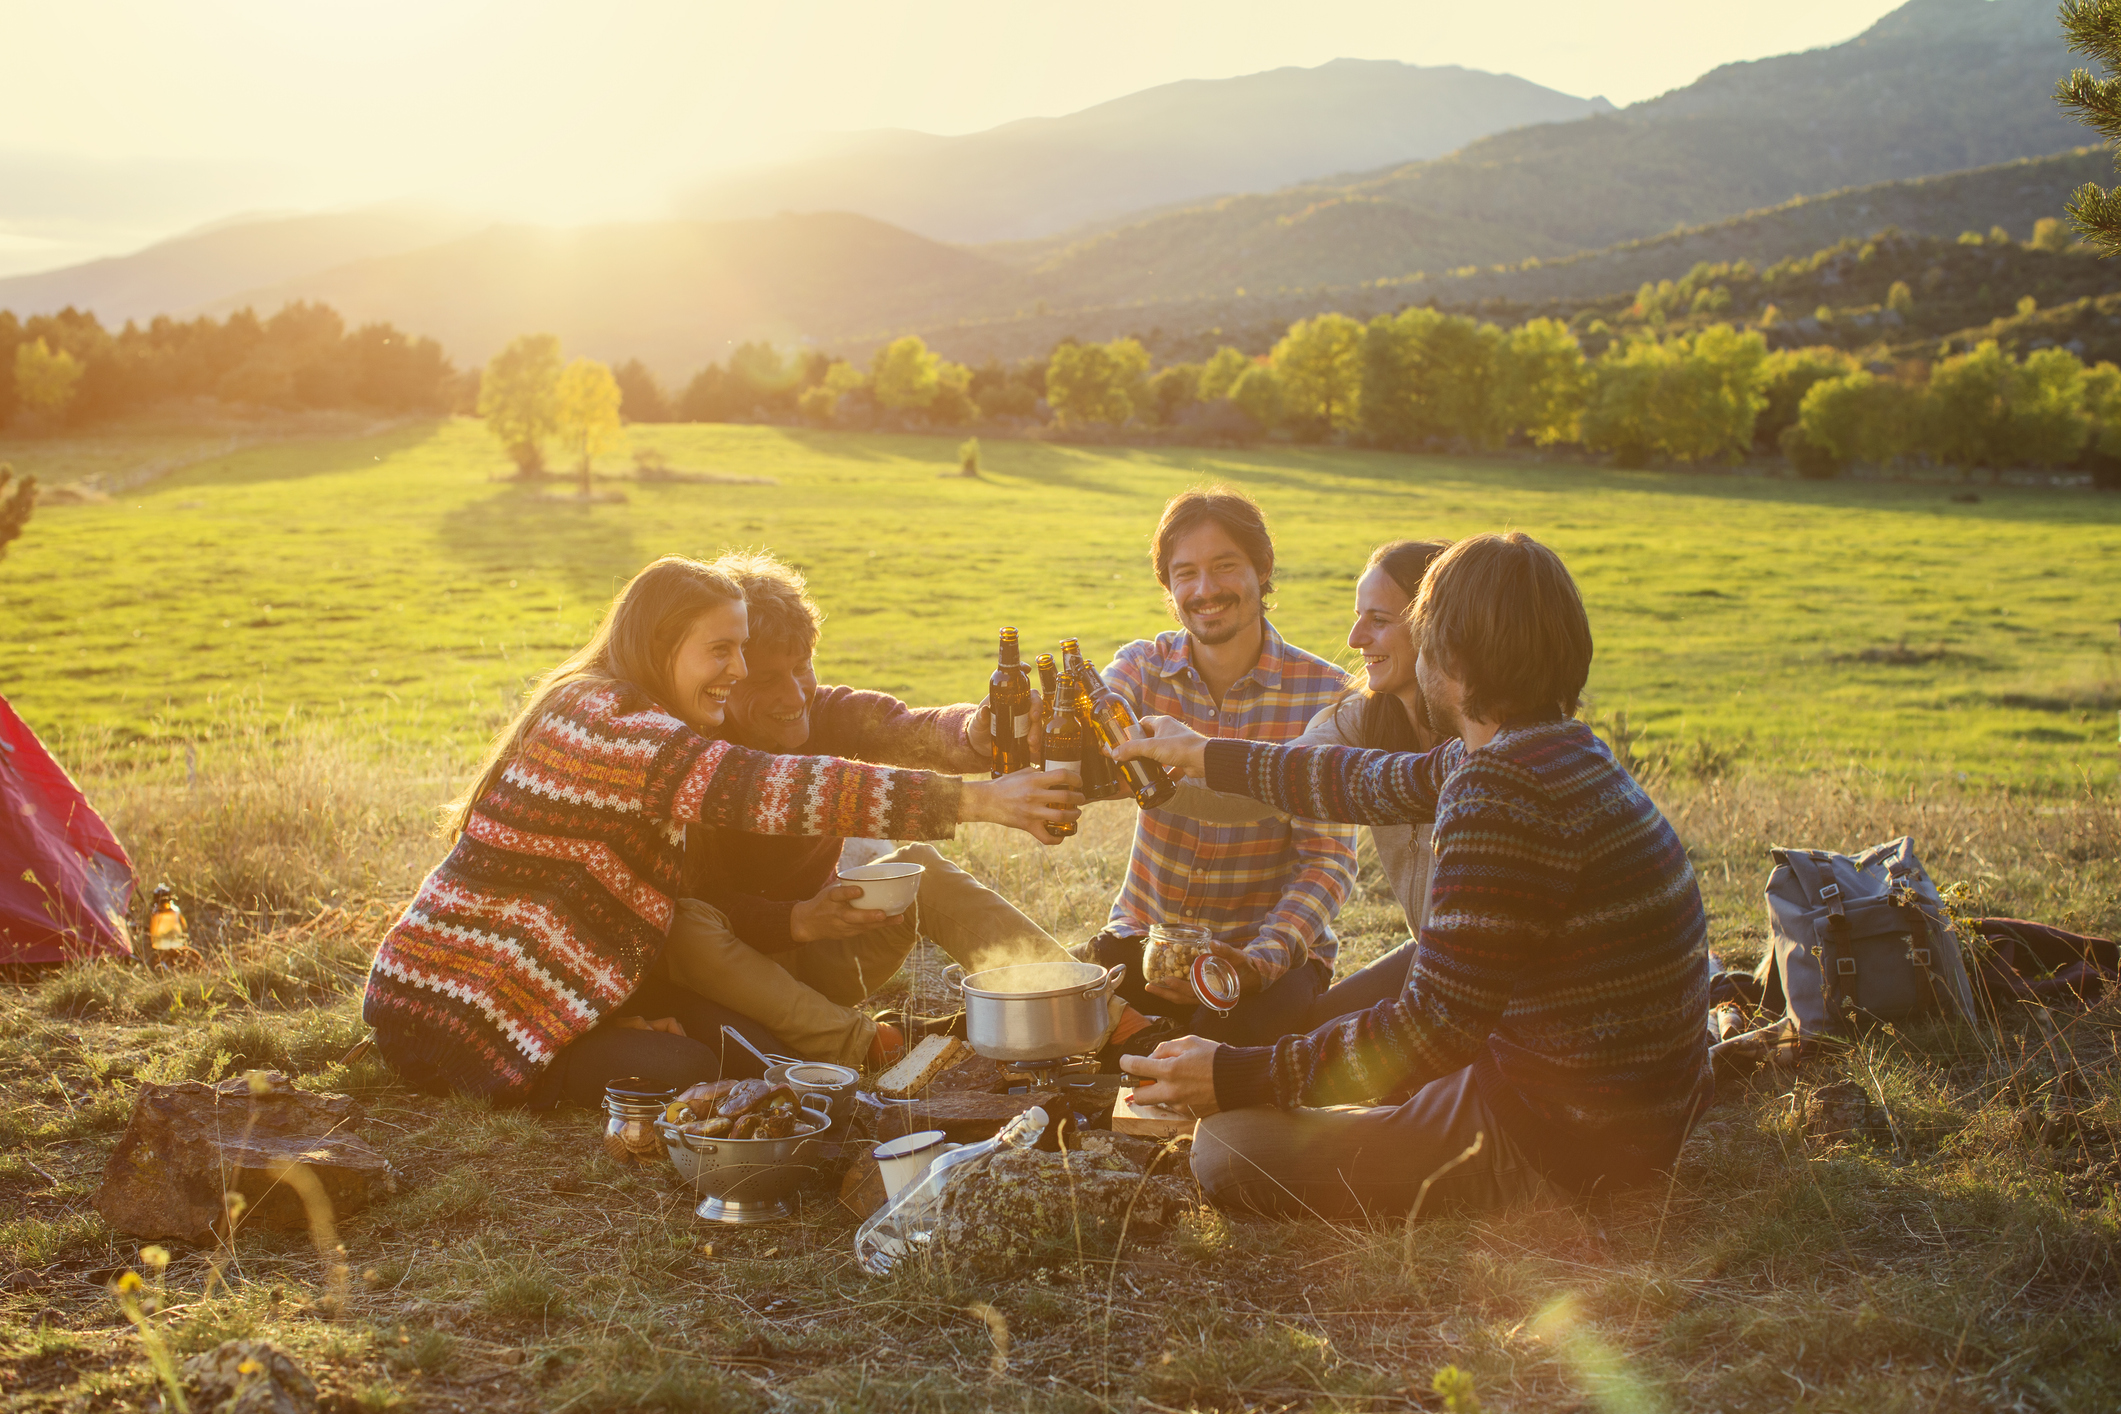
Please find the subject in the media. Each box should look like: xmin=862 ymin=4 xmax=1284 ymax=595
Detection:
xmin=1068 ymin=665 xmax=1178 ymax=811
xmin=1058 ymin=638 xmax=1127 ymax=801
xmin=1034 ymin=654 xmax=1080 ymax=838
xmin=989 ymin=628 xmax=1035 ymax=776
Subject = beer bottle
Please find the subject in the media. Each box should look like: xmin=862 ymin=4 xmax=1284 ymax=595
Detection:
xmin=1059 ymin=638 xmax=1127 ymax=801
xmin=1068 ymin=665 xmax=1178 ymax=811
xmin=146 ymin=884 xmax=189 ymax=965
xmin=988 ymin=628 xmax=1035 ymax=777
xmin=1034 ymin=654 xmax=1080 ymax=839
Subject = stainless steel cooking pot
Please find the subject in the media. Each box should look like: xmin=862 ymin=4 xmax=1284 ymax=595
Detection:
xmin=656 ymin=1097 xmax=833 ymax=1225
xmin=943 ymin=960 xmax=1127 ymax=1063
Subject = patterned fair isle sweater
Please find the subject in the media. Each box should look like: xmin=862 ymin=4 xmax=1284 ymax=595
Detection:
xmin=684 ymin=685 xmax=983 ymax=953
xmin=362 ymin=680 xmax=961 ymax=1102
xmin=1205 ymin=719 xmax=1712 ymax=1192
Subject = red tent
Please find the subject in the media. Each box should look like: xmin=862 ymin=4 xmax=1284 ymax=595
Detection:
xmin=0 ymin=696 xmax=135 ymax=962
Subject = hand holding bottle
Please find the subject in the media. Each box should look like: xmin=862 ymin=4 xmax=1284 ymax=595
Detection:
xmin=971 ymin=689 xmax=1045 ymax=764
xmin=1110 ymin=714 xmax=1211 ymax=778
xmin=960 ymin=767 xmax=1083 ymax=845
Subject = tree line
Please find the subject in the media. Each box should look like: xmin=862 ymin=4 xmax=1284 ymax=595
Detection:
xmin=0 ymin=303 xmax=460 ymax=430
xmin=607 ymin=308 xmax=2121 ymax=482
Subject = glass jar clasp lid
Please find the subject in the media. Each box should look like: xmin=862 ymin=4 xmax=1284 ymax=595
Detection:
xmin=1191 ymin=954 xmax=1241 ymax=1015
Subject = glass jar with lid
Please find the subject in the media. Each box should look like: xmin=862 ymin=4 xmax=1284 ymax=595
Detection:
xmin=1142 ymin=923 xmax=1241 ymax=1016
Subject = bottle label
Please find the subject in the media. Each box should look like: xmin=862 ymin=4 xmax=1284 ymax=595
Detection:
xmin=1045 ymin=759 xmax=1082 ymax=777
xmin=1014 ymin=713 xmax=1030 ymax=739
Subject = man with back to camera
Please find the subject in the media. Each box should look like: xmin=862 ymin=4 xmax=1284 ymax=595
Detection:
xmin=1086 ymin=487 xmax=1359 ymax=1053
xmin=661 ymin=549 xmax=1139 ymax=1070
xmin=1116 ymin=531 xmax=1713 ymax=1217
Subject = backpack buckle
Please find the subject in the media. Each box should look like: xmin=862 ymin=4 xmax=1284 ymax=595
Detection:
xmin=1911 ymin=948 xmax=1931 ymax=967
xmin=1818 ymin=884 xmax=1840 ymax=901
xmin=1836 ymin=957 xmax=1858 ymax=976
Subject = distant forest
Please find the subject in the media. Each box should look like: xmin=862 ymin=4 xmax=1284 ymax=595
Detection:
xmin=0 ymin=303 xmax=459 ymax=430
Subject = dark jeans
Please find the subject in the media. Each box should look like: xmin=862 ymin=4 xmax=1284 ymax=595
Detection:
xmin=1088 ymin=930 xmax=1330 ymax=1047
xmin=1192 ymin=1065 xmax=1544 ymax=1221
xmin=1303 ymin=939 xmax=1415 ymax=1031
xmin=523 ymin=974 xmax=791 ymax=1111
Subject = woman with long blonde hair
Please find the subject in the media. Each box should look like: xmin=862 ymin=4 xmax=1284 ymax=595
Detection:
xmin=362 ymin=555 xmax=1077 ymax=1107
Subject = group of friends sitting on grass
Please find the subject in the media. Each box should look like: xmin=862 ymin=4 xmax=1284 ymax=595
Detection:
xmin=359 ymin=487 xmax=1712 ymax=1221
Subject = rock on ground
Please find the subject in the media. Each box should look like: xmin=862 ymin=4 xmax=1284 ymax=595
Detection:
xmin=95 ymin=1071 xmax=396 ymax=1244
xmin=183 ymin=1338 xmax=317 ymax=1414
xmin=931 ymin=1138 xmax=1198 ymax=1278
xmin=1796 ymin=1079 xmax=1893 ymax=1144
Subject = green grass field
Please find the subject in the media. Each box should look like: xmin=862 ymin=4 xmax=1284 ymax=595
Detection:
xmin=4 ymin=418 xmax=2119 ymax=788
xmin=7 ymin=420 xmax=2121 ymax=1411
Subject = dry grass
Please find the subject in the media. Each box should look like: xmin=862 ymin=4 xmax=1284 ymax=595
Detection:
xmin=3 ymin=733 xmax=2119 ymax=1411
xmin=54 ymin=708 xmax=454 ymax=928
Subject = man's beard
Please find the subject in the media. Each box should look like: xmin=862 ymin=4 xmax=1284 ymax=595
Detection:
xmin=1414 ymin=655 xmax=1461 ymax=740
xmin=1179 ymin=593 xmax=1257 ymax=647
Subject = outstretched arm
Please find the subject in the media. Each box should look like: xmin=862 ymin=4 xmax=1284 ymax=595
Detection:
xmin=1112 ymin=718 xmax=1453 ymax=828
xmin=517 ymin=684 xmax=1079 ymax=845
xmin=807 ymin=684 xmax=986 ymax=774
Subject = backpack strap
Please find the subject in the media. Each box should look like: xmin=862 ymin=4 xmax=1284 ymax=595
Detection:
xmin=1882 ymin=859 xmax=1951 ymax=1015
xmin=1784 ymin=850 xmax=1858 ymax=1017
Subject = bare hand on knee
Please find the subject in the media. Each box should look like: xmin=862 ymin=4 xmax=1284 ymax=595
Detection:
xmin=791 ymin=884 xmax=895 ymax=943
xmin=1122 ymin=1035 xmax=1221 ymax=1116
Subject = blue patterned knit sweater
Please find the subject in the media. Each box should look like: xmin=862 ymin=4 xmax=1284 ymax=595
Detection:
xmin=1206 ymin=719 xmax=1712 ymax=1192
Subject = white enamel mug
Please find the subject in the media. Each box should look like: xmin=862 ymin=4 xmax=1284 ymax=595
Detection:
xmin=872 ymin=1129 xmax=962 ymax=1198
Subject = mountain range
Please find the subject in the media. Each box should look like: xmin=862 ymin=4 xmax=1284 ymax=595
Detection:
xmin=0 ymin=0 xmax=2105 ymax=377
xmin=992 ymin=0 xmax=2088 ymax=306
xmin=678 ymin=59 xmax=1614 ymax=243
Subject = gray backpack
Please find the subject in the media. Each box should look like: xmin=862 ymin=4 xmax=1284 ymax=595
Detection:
xmin=1758 ymin=837 xmax=1979 ymax=1040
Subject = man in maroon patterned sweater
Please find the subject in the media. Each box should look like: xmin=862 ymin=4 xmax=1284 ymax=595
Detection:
xmin=667 ymin=551 xmax=1103 ymax=1069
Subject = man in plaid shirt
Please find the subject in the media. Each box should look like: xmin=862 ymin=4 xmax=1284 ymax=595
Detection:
xmin=1087 ymin=487 xmax=1358 ymax=1048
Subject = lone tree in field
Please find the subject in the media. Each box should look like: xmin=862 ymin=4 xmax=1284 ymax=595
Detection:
xmin=871 ymin=336 xmax=941 ymax=415
xmin=2057 ymin=0 xmax=2121 ymax=252
xmin=0 ymin=465 xmax=35 ymax=559
xmin=554 ymin=358 xmax=625 ymax=496
xmin=478 ymin=334 xmax=563 ymax=474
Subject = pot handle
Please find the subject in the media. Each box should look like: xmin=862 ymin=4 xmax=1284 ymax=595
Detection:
xmin=1094 ymin=962 xmax=1128 ymax=1000
xmin=940 ymin=962 xmax=966 ymax=995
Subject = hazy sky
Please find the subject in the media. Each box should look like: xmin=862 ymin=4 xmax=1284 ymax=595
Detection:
xmin=2 ymin=0 xmax=1912 ymax=273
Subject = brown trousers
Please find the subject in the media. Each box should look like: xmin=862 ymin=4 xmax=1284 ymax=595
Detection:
xmin=662 ymin=841 xmax=1083 ymax=1068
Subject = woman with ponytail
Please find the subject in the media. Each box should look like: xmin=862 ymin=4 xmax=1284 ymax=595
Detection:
xmin=362 ymin=556 xmax=1077 ymax=1107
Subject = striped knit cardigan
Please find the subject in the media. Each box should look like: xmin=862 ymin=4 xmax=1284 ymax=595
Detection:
xmin=1204 ymin=719 xmax=1712 ymax=1192
xmin=362 ymin=680 xmax=960 ymax=1103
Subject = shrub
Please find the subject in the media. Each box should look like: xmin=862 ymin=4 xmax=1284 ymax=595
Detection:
xmin=1780 ymin=422 xmax=1842 ymax=479
xmin=1046 ymin=338 xmax=1149 ymax=427
xmin=1757 ymin=346 xmax=1858 ymax=449
xmin=0 ymin=464 xmax=35 ymax=559
xmin=1798 ymin=371 xmax=1920 ymax=468
xmin=1582 ymin=325 xmax=1768 ymax=466
xmin=1228 ymin=364 xmax=1285 ymax=434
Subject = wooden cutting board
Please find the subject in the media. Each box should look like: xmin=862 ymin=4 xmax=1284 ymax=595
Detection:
xmin=1110 ymin=1089 xmax=1197 ymax=1139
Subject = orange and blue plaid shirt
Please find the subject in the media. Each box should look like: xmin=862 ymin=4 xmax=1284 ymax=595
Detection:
xmin=1101 ymin=622 xmax=1358 ymax=983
